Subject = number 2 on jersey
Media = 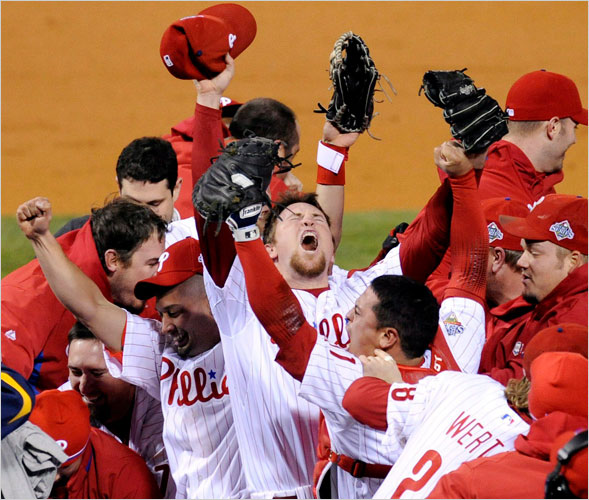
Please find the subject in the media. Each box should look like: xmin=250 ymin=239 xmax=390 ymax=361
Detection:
xmin=391 ymin=449 xmax=442 ymax=498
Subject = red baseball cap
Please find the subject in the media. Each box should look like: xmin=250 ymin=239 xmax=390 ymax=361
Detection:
xmin=160 ymin=3 xmax=257 ymax=80
xmin=528 ymin=351 xmax=588 ymax=419
xmin=499 ymin=194 xmax=588 ymax=253
xmin=134 ymin=237 xmax=204 ymax=300
xmin=483 ymin=197 xmax=529 ymax=251
xmin=505 ymin=70 xmax=588 ymax=125
xmin=522 ymin=323 xmax=588 ymax=376
xmin=29 ymin=390 xmax=91 ymax=465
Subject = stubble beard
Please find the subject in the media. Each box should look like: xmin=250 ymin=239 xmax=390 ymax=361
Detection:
xmin=290 ymin=252 xmax=327 ymax=279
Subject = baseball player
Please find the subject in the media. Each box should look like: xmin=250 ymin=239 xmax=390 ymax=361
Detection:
xmin=225 ymin=138 xmax=488 ymax=498
xmin=2 ymin=197 xmax=167 ymax=391
xmin=342 ymin=367 xmax=529 ymax=498
xmin=16 ymin=198 xmax=246 ymax=499
xmin=59 ymin=322 xmax=175 ymax=497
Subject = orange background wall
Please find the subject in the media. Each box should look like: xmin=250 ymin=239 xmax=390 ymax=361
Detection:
xmin=2 ymin=1 xmax=587 ymax=215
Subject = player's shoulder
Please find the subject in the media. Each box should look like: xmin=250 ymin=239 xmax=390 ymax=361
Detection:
xmin=165 ymin=218 xmax=198 ymax=248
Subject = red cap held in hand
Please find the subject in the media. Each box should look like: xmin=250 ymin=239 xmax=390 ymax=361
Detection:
xmin=160 ymin=3 xmax=257 ymax=80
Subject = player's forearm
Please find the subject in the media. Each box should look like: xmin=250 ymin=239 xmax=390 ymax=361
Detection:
xmin=397 ymin=180 xmax=452 ymax=283
xmin=316 ymin=141 xmax=349 ymax=250
xmin=445 ymin=170 xmax=488 ymax=303
xmin=235 ymin=239 xmax=316 ymax=380
xmin=29 ymin=231 xmax=124 ymax=351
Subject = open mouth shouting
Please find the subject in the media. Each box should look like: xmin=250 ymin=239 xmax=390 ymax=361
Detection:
xmin=300 ymin=231 xmax=319 ymax=252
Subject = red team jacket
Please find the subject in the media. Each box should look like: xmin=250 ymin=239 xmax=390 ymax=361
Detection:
xmin=426 ymin=139 xmax=564 ymax=303
xmin=51 ymin=428 xmax=161 ymax=499
xmin=1 ymin=222 xmax=112 ymax=391
xmin=428 ymin=411 xmax=587 ymax=499
xmin=1 ymin=220 xmax=162 ymax=391
xmin=478 ymin=265 xmax=588 ymax=385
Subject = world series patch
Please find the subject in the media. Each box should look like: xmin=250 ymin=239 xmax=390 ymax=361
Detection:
xmin=549 ymin=220 xmax=575 ymax=241
xmin=487 ymin=222 xmax=504 ymax=243
xmin=443 ymin=312 xmax=464 ymax=336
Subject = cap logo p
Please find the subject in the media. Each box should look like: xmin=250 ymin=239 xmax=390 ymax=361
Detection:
xmin=157 ymin=251 xmax=170 ymax=273
xmin=487 ymin=222 xmax=504 ymax=243
xmin=220 ymin=97 xmax=232 ymax=107
xmin=163 ymin=55 xmax=174 ymax=68
xmin=549 ymin=220 xmax=575 ymax=241
xmin=228 ymin=33 xmax=237 ymax=49
xmin=56 ymin=439 xmax=68 ymax=450
xmin=506 ymin=108 xmax=514 ymax=117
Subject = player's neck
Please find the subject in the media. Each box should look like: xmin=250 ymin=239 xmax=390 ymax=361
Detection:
xmin=283 ymin=270 xmax=329 ymax=291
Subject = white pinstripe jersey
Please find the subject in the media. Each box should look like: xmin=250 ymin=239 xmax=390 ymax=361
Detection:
xmin=104 ymin=311 xmax=247 ymax=499
xmin=59 ymin=379 xmax=175 ymax=497
xmin=165 ymin=217 xmax=198 ymax=248
xmin=204 ymin=247 xmax=406 ymax=498
xmin=373 ymin=371 xmax=529 ymax=499
xmin=298 ymin=292 xmax=486 ymax=499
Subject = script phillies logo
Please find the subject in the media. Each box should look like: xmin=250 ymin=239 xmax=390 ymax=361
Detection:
xmin=161 ymin=357 xmax=229 ymax=406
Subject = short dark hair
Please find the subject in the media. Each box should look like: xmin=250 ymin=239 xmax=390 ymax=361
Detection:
xmin=91 ymin=198 xmax=167 ymax=273
xmin=229 ymin=98 xmax=299 ymax=153
xmin=116 ymin=137 xmax=178 ymax=192
xmin=370 ymin=275 xmax=440 ymax=359
xmin=504 ymin=248 xmax=523 ymax=270
xmin=262 ymin=191 xmax=331 ymax=244
xmin=68 ymin=321 xmax=98 ymax=346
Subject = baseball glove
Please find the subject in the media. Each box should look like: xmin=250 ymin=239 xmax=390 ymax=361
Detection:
xmin=316 ymin=31 xmax=389 ymax=135
xmin=420 ymin=69 xmax=508 ymax=154
xmin=193 ymin=136 xmax=283 ymax=235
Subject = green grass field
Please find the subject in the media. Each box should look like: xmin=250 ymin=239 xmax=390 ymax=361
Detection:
xmin=1 ymin=210 xmax=418 ymax=278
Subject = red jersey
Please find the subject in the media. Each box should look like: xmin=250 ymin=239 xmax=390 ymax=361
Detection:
xmin=51 ymin=427 xmax=161 ymax=499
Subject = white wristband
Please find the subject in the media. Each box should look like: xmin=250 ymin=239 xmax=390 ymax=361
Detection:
xmin=231 ymin=225 xmax=260 ymax=243
xmin=316 ymin=141 xmax=345 ymax=174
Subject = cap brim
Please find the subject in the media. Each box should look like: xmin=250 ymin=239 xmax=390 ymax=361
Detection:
xmin=572 ymin=108 xmax=588 ymax=126
xmin=498 ymin=214 xmax=546 ymax=241
xmin=134 ymin=270 xmax=197 ymax=300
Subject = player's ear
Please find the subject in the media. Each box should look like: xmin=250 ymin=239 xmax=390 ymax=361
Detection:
xmin=379 ymin=327 xmax=398 ymax=351
xmin=104 ymin=249 xmax=120 ymax=274
xmin=172 ymin=177 xmax=183 ymax=203
xmin=490 ymin=247 xmax=506 ymax=274
xmin=546 ymin=116 xmax=561 ymax=140
xmin=265 ymin=243 xmax=278 ymax=261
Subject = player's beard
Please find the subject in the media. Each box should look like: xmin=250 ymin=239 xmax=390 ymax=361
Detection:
xmin=290 ymin=252 xmax=327 ymax=278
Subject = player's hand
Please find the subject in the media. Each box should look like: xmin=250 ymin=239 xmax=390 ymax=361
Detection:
xmin=359 ymin=349 xmax=402 ymax=384
xmin=434 ymin=140 xmax=476 ymax=177
xmin=281 ymin=171 xmax=303 ymax=193
xmin=194 ymin=53 xmax=235 ymax=108
xmin=322 ymin=121 xmax=360 ymax=148
xmin=16 ymin=197 xmax=53 ymax=240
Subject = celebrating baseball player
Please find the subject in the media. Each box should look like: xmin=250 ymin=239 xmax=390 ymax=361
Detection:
xmin=215 ymin=135 xmax=489 ymax=498
xmin=16 ymin=197 xmax=247 ymax=499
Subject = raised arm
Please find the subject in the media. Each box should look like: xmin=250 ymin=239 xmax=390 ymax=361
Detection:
xmin=191 ymin=54 xmax=237 ymax=286
xmin=315 ymin=122 xmax=360 ymax=250
xmin=17 ymin=198 xmax=126 ymax=351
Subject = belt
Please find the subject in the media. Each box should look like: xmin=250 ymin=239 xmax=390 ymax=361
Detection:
xmin=328 ymin=450 xmax=392 ymax=479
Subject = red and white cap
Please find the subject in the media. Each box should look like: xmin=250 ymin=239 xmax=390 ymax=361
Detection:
xmin=499 ymin=194 xmax=588 ymax=253
xmin=134 ymin=237 xmax=203 ymax=300
xmin=160 ymin=3 xmax=257 ymax=80
xmin=482 ymin=197 xmax=529 ymax=251
xmin=29 ymin=390 xmax=91 ymax=465
xmin=505 ymin=70 xmax=588 ymax=125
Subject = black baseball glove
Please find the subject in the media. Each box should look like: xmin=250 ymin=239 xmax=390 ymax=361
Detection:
xmin=420 ymin=69 xmax=508 ymax=154
xmin=193 ymin=136 xmax=283 ymax=235
xmin=316 ymin=32 xmax=382 ymax=134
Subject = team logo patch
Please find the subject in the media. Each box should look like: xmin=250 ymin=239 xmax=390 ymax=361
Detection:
xmin=56 ymin=439 xmax=68 ymax=450
xmin=443 ymin=312 xmax=464 ymax=336
xmin=506 ymin=108 xmax=514 ymax=117
xmin=512 ymin=341 xmax=524 ymax=357
xmin=4 ymin=329 xmax=16 ymax=341
xmin=549 ymin=220 xmax=575 ymax=241
xmin=228 ymin=33 xmax=237 ymax=49
xmin=487 ymin=222 xmax=504 ymax=243
xmin=501 ymin=414 xmax=514 ymax=425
